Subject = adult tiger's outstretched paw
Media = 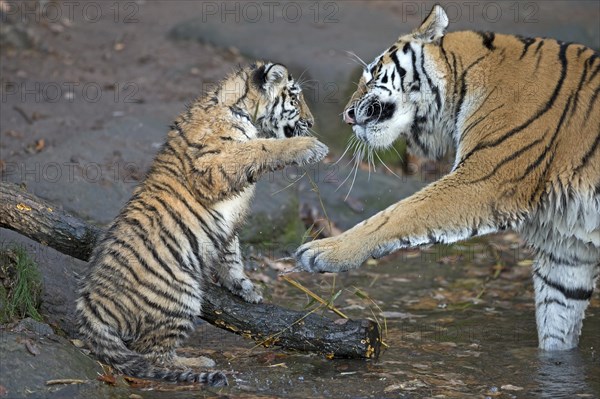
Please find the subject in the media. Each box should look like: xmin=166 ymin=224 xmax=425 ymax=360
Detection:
xmin=294 ymin=237 xmax=368 ymax=273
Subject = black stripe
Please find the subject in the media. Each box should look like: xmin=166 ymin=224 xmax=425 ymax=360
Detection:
xmin=439 ymin=37 xmax=453 ymax=78
xmin=105 ymin=252 xmax=190 ymax=319
xmin=511 ymin=95 xmax=573 ymax=183
xmin=461 ymin=87 xmax=498 ymax=130
xmin=451 ymin=54 xmax=459 ymax=101
xmin=589 ymin=63 xmax=600 ymax=82
xmin=99 ymin=251 xmax=187 ymax=318
xmin=542 ymin=298 xmax=569 ymax=308
xmin=374 ymin=85 xmax=392 ymax=95
xmin=196 ymin=149 xmax=221 ymax=157
xmin=234 ymin=78 xmax=250 ymax=107
xmin=574 ymin=131 xmax=600 ymax=173
xmin=82 ymin=292 xmax=119 ymax=326
xmin=164 ymin=140 xmax=194 ymax=170
xmin=152 ymin=195 xmax=200 ymax=257
xmin=121 ymin=216 xmax=197 ymax=289
xmin=147 ymin=180 xmax=224 ymax=251
xmin=469 ymin=133 xmax=546 ymax=184
xmin=230 ymin=106 xmax=251 ymax=121
xmin=409 ymin=113 xmax=429 ymax=155
xmin=539 ymin=248 xmax=595 ymax=267
xmin=390 ymin=50 xmax=405 ymax=88
xmin=408 ymin=45 xmax=421 ymax=90
xmin=534 ymin=270 xmax=593 ymax=300
xmin=108 ymin=239 xmax=198 ymax=313
xmin=160 ymin=231 xmax=197 ymax=274
xmin=419 ymin=44 xmax=441 ymax=110
xmin=454 ymin=56 xmax=486 ymax=122
xmin=179 ymin=131 xmax=206 ymax=151
xmin=534 ymin=40 xmax=545 ymax=54
xmin=150 ymin=158 xmax=182 ymax=177
xmin=517 ymin=36 xmax=537 ymax=59
xmin=87 ymin=278 xmax=137 ymax=333
xmin=476 ymin=31 xmax=496 ymax=50
xmin=542 ymin=334 xmax=565 ymax=343
xmin=462 ymin=104 xmax=504 ymax=139
xmin=588 ymin=53 xmax=600 ymax=82
xmin=458 ymin=42 xmax=570 ymax=167
xmin=584 ymin=85 xmax=600 ymax=123
xmin=569 ymin=60 xmax=589 ymax=119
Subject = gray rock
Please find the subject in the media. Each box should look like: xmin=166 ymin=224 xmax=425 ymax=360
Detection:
xmin=15 ymin=317 xmax=54 ymax=336
xmin=0 ymin=326 xmax=126 ymax=399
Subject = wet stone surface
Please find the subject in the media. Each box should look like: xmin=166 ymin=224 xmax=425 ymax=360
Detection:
xmin=0 ymin=1 xmax=599 ymax=398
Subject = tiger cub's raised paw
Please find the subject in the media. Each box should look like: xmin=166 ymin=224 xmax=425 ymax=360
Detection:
xmin=287 ymin=137 xmax=329 ymax=166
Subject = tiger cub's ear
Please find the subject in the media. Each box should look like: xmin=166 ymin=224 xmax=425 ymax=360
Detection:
xmin=254 ymin=63 xmax=288 ymax=92
xmin=412 ymin=4 xmax=448 ymax=43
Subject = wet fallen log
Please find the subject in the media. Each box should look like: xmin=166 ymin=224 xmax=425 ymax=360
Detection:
xmin=0 ymin=181 xmax=380 ymax=359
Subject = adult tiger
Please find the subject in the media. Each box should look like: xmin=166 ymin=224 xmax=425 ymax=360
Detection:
xmin=76 ymin=62 xmax=328 ymax=385
xmin=296 ymin=5 xmax=599 ymax=351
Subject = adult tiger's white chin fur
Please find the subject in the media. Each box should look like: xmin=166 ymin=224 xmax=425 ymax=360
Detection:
xmin=353 ymin=113 xmax=412 ymax=151
xmin=354 ymin=124 xmax=396 ymax=150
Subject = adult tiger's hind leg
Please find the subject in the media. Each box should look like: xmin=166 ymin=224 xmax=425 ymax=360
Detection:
xmin=533 ymin=254 xmax=599 ymax=350
xmin=215 ymin=235 xmax=263 ymax=303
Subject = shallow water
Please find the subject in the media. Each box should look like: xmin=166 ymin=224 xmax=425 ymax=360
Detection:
xmin=105 ymin=237 xmax=599 ymax=399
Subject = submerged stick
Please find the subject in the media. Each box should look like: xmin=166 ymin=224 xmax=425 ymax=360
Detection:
xmin=0 ymin=182 xmax=381 ymax=359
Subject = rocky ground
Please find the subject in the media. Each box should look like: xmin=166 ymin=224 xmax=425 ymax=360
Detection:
xmin=0 ymin=1 xmax=599 ymax=398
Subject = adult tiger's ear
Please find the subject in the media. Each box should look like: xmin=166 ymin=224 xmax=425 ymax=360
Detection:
xmin=412 ymin=4 xmax=448 ymax=44
xmin=255 ymin=63 xmax=288 ymax=92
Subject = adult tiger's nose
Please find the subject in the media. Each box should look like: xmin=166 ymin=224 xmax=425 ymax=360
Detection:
xmin=343 ymin=107 xmax=356 ymax=125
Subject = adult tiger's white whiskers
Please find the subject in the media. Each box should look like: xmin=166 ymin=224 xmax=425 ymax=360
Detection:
xmin=333 ymin=138 xmax=354 ymax=166
xmin=335 ymin=137 xmax=360 ymax=187
xmin=345 ymin=50 xmax=368 ymax=68
xmin=345 ymin=145 xmax=363 ymax=200
xmin=375 ymin=151 xmax=401 ymax=179
xmin=307 ymin=127 xmax=322 ymax=138
xmin=296 ymin=68 xmax=309 ymax=85
xmin=335 ymin=136 xmax=366 ymax=200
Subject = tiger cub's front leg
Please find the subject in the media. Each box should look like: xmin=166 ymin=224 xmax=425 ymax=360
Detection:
xmin=193 ymin=137 xmax=328 ymax=203
xmin=215 ymin=235 xmax=262 ymax=303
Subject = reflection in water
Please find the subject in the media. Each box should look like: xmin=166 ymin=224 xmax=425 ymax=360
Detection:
xmin=535 ymin=350 xmax=597 ymax=398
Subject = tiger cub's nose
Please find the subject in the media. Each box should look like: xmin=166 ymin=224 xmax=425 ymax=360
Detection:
xmin=343 ymin=107 xmax=356 ymax=125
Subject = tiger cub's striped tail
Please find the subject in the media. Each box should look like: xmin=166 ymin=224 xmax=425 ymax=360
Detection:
xmin=87 ymin=327 xmax=227 ymax=386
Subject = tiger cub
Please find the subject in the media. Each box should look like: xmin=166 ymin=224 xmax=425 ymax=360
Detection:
xmin=76 ymin=62 xmax=328 ymax=385
xmin=296 ymin=5 xmax=599 ymax=351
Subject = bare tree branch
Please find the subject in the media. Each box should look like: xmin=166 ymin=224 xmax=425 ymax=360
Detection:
xmin=0 ymin=181 xmax=381 ymax=359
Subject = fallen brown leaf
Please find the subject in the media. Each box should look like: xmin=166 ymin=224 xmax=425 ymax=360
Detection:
xmin=123 ymin=376 xmax=153 ymax=389
xmin=34 ymin=139 xmax=45 ymax=152
xmin=97 ymin=373 xmax=117 ymax=386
